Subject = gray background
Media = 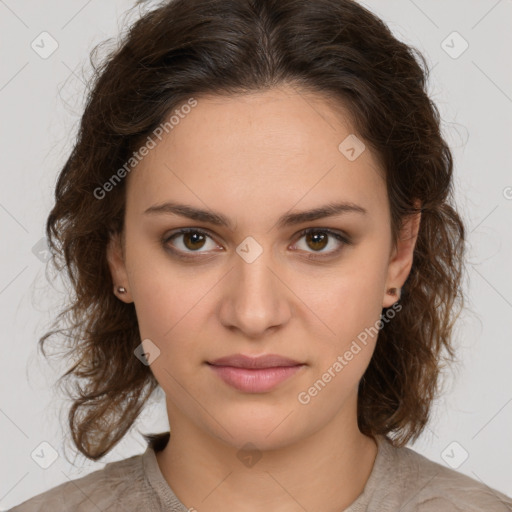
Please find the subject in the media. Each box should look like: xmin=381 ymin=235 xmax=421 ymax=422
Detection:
xmin=1 ymin=0 xmax=511 ymax=508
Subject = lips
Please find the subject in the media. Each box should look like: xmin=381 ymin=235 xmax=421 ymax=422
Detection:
xmin=208 ymin=353 xmax=303 ymax=369
xmin=207 ymin=354 xmax=305 ymax=393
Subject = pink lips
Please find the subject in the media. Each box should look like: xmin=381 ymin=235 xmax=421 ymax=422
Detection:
xmin=207 ymin=354 xmax=305 ymax=393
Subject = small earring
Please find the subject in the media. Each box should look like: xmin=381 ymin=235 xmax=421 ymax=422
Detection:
xmin=117 ymin=286 xmax=127 ymax=294
xmin=387 ymin=287 xmax=401 ymax=299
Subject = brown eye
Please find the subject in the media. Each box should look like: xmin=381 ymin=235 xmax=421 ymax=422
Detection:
xmin=305 ymin=231 xmax=329 ymax=251
xmin=163 ymin=228 xmax=221 ymax=257
xmin=182 ymin=231 xmax=207 ymax=251
xmin=293 ymin=228 xmax=351 ymax=259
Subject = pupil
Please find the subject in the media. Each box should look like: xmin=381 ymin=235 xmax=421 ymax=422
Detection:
xmin=185 ymin=232 xmax=205 ymax=250
xmin=308 ymin=232 xmax=327 ymax=251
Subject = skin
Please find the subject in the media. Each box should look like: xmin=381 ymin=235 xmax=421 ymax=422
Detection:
xmin=107 ymin=84 xmax=421 ymax=512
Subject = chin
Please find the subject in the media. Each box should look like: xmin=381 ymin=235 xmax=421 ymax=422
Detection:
xmin=200 ymin=404 xmax=311 ymax=452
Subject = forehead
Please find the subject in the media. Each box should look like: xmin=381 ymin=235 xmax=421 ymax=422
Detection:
xmin=126 ymin=86 xmax=387 ymax=224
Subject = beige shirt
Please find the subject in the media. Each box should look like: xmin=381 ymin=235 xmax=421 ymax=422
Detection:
xmin=8 ymin=432 xmax=512 ymax=511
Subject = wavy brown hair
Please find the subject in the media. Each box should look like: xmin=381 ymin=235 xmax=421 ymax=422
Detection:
xmin=40 ymin=0 xmax=466 ymax=460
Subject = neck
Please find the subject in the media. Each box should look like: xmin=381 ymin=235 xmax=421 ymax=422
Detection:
xmin=155 ymin=397 xmax=378 ymax=512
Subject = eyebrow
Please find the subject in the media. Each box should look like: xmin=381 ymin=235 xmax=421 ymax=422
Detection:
xmin=143 ymin=200 xmax=367 ymax=230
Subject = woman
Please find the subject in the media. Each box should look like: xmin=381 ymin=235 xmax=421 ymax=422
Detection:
xmin=9 ymin=0 xmax=512 ymax=510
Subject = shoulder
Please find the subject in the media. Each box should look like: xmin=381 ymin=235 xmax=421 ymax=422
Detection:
xmin=376 ymin=436 xmax=512 ymax=512
xmin=8 ymin=452 xmax=145 ymax=512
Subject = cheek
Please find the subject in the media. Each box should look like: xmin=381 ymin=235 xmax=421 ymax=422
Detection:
xmin=131 ymin=271 xmax=208 ymax=398
xmin=125 ymin=241 xmax=202 ymax=337
xmin=127 ymin=250 xmax=216 ymax=388
xmin=294 ymin=274 xmax=385 ymax=419
xmin=133 ymin=282 xmax=208 ymax=354
xmin=299 ymin=255 xmax=388 ymax=386
xmin=307 ymin=259 xmax=386 ymax=339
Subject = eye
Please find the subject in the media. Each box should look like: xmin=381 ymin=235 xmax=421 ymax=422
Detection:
xmin=163 ymin=228 xmax=222 ymax=258
xmin=162 ymin=227 xmax=351 ymax=261
xmin=291 ymin=228 xmax=351 ymax=259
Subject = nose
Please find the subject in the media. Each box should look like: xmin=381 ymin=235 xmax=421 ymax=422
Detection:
xmin=218 ymin=245 xmax=292 ymax=339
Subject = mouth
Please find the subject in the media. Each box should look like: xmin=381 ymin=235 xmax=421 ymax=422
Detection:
xmin=207 ymin=353 xmax=303 ymax=369
xmin=206 ymin=353 xmax=306 ymax=393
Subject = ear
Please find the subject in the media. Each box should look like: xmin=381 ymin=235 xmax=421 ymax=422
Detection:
xmin=106 ymin=232 xmax=133 ymax=303
xmin=382 ymin=201 xmax=422 ymax=308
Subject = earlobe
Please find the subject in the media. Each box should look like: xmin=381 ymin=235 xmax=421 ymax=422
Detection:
xmin=106 ymin=233 xmax=133 ymax=303
xmin=383 ymin=286 xmax=401 ymax=308
xmin=382 ymin=204 xmax=422 ymax=309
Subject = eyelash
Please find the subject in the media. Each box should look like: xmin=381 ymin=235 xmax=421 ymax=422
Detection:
xmin=162 ymin=227 xmax=352 ymax=261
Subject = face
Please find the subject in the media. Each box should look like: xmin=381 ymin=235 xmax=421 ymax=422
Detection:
xmin=107 ymin=85 xmax=420 ymax=451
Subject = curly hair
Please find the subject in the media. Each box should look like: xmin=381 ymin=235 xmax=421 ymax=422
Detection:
xmin=40 ymin=0 xmax=466 ymax=460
